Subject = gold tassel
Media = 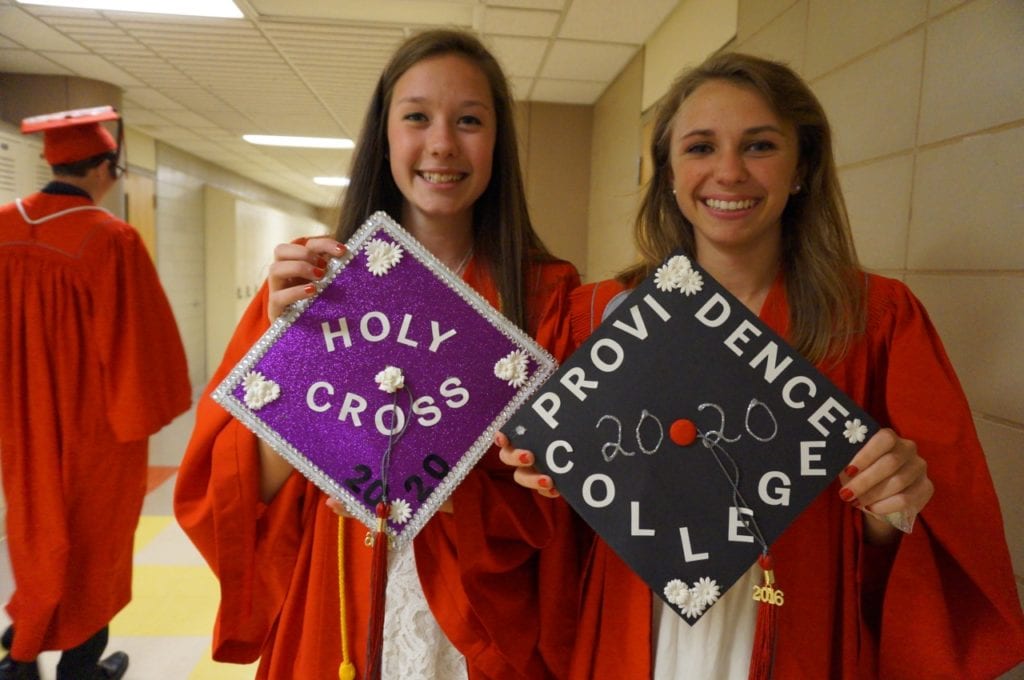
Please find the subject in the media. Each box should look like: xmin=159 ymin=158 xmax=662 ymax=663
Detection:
xmin=338 ymin=517 xmax=356 ymax=680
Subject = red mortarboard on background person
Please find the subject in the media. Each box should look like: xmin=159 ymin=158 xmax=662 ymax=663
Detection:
xmin=20 ymin=105 xmax=121 ymax=165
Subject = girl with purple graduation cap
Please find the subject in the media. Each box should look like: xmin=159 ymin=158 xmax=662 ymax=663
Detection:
xmin=175 ymin=29 xmax=585 ymax=680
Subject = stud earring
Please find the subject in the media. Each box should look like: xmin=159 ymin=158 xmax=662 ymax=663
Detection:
xmin=792 ymin=183 xmax=801 ymax=194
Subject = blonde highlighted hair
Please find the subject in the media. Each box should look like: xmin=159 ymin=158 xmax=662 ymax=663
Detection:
xmin=621 ymin=52 xmax=865 ymax=364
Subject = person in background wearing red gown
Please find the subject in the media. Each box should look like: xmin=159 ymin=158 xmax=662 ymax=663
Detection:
xmin=501 ymin=52 xmax=1024 ymax=679
xmin=0 ymin=108 xmax=192 ymax=680
xmin=175 ymin=30 xmax=584 ymax=679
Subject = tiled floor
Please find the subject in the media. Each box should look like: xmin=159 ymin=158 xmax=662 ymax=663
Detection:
xmin=0 ymin=407 xmax=258 ymax=680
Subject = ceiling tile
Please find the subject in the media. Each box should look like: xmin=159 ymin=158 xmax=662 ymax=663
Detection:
xmin=560 ymin=0 xmax=678 ymax=44
xmin=486 ymin=35 xmax=548 ymax=77
xmin=0 ymin=47 xmax=72 ymax=74
xmin=482 ymin=7 xmax=559 ymax=37
xmin=541 ymin=40 xmax=635 ymax=81
xmin=125 ymin=87 xmax=187 ymax=110
xmin=530 ymin=77 xmax=607 ymax=104
xmin=38 ymin=51 xmax=143 ymax=86
xmin=484 ymin=0 xmax=567 ymax=9
xmin=0 ymin=5 xmax=86 ymax=51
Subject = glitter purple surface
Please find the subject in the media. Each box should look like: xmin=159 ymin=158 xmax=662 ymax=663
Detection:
xmin=213 ymin=212 xmax=555 ymax=546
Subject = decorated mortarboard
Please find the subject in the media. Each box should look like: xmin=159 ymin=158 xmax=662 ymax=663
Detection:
xmin=21 ymin=105 xmax=121 ymax=166
xmin=213 ymin=211 xmax=558 ymax=548
xmin=507 ymin=251 xmax=911 ymax=625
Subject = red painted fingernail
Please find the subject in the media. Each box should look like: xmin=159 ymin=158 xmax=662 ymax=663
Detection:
xmin=316 ymin=258 xmax=328 ymax=269
xmin=304 ymin=284 xmax=316 ymax=294
xmin=335 ymin=244 xmax=346 ymax=254
xmin=313 ymin=267 xmax=325 ymax=278
xmin=537 ymin=477 xmax=550 ymax=489
xmin=518 ymin=452 xmax=531 ymax=465
xmin=845 ymin=465 xmax=859 ymax=478
xmin=494 ymin=432 xmax=508 ymax=448
xmin=839 ymin=488 xmax=855 ymax=502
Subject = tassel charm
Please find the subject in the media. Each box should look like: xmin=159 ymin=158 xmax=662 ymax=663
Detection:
xmin=365 ymin=502 xmax=391 ymax=680
xmin=749 ymin=552 xmax=782 ymax=680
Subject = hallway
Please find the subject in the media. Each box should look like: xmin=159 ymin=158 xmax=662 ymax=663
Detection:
xmin=0 ymin=407 xmax=257 ymax=680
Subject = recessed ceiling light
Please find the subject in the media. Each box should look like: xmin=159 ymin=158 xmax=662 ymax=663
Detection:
xmin=244 ymin=135 xmax=354 ymax=150
xmin=16 ymin=0 xmax=243 ymax=18
xmin=314 ymin=177 xmax=350 ymax=187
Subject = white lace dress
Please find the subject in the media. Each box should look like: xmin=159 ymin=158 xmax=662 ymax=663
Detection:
xmin=652 ymin=563 xmax=759 ymax=680
xmin=380 ymin=543 xmax=468 ymax=680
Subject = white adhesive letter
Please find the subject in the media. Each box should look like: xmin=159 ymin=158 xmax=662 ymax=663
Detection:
xmin=808 ymin=397 xmax=849 ymax=437
xmin=321 ymin=318 xmax=352 ymax=352
xmin=428 ymin=321 xmax=457 ymax=352
xmin=545 ymin=440 xmax=573 ymax=474
xmin=758 ymin=471 xmax=792 ymax=506
xmin=360 ymin=311 xmax=390 ymax=342
xmin=533 ymin=392 xmax=561 ymax=429
xmin=800 ymin=440 xmax=828 ymax=476
xmin=306 ymin=381 xmax=334 ymax=412
xmin=782 ymin=375 xmax=816 ymax=409
xmin=679 ymin=527 xmax=710 ymax=562
xmin=591 ymin=338 xmax=624 ymax=373
xmin=582 ymin=474 xmax=615 ymax=508
xmin=695 ymin=293 xmax=731 ymax=328
xmin=630 ymin=501 xmax=655 ymax=536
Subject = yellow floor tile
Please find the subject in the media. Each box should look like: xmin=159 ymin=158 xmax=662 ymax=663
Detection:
xmin=134 ymin=515 xmax=174 ymax=553
xmin=111 ymin=564 xmax=220 ymax=637
xmin=189 ymin=652 xmax=258 ymax=680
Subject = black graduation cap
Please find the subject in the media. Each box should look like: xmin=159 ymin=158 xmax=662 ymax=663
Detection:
xmin=506 ymin=251 xmax=879 ymax=623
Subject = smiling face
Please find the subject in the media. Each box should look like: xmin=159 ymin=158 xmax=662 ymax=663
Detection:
xmin=386 ymin=53 xmax=496 ymax=235
xmin=668 ymin=79 xmax=801 ymax=260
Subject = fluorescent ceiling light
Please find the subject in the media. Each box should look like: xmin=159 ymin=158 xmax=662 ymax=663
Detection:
xmin=16 ymin=0 xmax=243 ymax=18
xmin=314 ymin=177 xmax=350 ymax=187
xmin=244 ymin=135 xmax=354 ymax=150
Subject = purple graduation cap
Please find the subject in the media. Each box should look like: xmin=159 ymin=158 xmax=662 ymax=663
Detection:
xmin=214 ymin=211 xmax=557 ymax=547
xmin=505 ymin=250 xmax=903 ymax=624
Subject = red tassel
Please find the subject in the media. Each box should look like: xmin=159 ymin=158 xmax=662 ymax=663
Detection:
xmin=749 ymin=552 xmax=781 ymax=680
xmin=365 ymin=502 xmax=390 ymax=680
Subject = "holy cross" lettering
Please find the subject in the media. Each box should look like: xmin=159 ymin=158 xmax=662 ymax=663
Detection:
xmin=320 ymin=312 xmax=457 ymax=353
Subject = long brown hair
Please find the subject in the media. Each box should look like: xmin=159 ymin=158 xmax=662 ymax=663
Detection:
xmin=622 ymin=52 xmax=864 ymax=364
xmin=334 ymin=29 xmax=549 ymax=330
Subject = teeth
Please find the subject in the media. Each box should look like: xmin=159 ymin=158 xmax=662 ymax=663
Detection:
xmin=421 ymin=172 xmax=463 ymax=183
xmin=706 ymin=198 xmax=756 ymax=211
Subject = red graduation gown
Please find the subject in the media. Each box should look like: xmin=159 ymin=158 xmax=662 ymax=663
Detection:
xmin=0 ymin=191 xmax=192 ymax=659
xmin=174 ymin=257 xmax=586 ymax=679
xmin=568 ymin=274 xmax=1024 ymax=679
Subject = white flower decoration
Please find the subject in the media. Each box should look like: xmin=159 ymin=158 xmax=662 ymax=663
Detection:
xmin=692 ymin=576 xmax=721 ymax=608
xmin=664 ymin=579 xmax=691 ymax=608
xmin=389 ymin=498 xmax=412 ymax=524
xmin=843 ymin=418 xmax=868 ymax=444
xmin=678 ymin=269 xmax=704 ymax=296
xmin=375 ymin=365 xmax=405 ymax=393
xmin=681 ymin=589 xmax=706 ymax=619
xmin=365 ymin=239 xmax=403 ymax=276
xmin=494 ymin=349 xmax=529 ymax=388
xmin=242 ymin=371 xmax=280 ymax=410
xmin=653 ymin=255 xmax=693 ymax=292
